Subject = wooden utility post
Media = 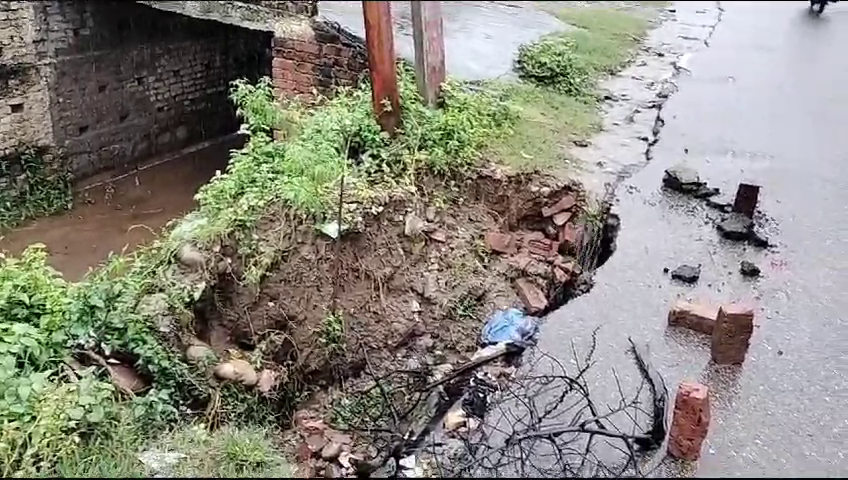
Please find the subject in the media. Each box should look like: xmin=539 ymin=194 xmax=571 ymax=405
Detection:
xmin=362 ymin=1 xmax=401 ymax=134
xmin=411 ymin=0 xmax=446 ymax=107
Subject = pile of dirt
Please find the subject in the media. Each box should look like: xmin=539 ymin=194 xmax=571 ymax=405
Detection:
xmin=180 ymin=166 xmax=615 ymax=476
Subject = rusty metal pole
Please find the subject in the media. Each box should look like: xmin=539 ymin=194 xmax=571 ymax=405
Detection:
xmin=362 ymin=1 xmax=401 ymax=134
xmin=411 ymin=0 xmax=446 ymax=107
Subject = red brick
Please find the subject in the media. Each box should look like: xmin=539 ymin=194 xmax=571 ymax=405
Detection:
xmin=338 ymin=46 xmax=354 ymax=59
xmin=558 ymin=223 xmax=581 ymax=250
xmin=541 ymin=194 xmax=576 ymax=217
xmin=485 ymin=231 xmax=517 ymax=254
xmin=552 ymin=266 xmax=570 ymax=284
xmin=514 ymin=278 xmax=548 ymax=314
xmin=295 ymin=62 xmax=316 ymax=74
xmin=710 ymin=303 xmax=755 ymax=365
xmin=322 ymin=44 xmax=341 ymax=57
xmin=552 ymin=210 xmax=572 ymax=226
xmin=668 ymin=382 xmax=711 ymax=461
xmin=272 ymin=68 xmax=294 ymax=81
xmin=293 ymin=40 xmax=321 ymax=55
xmin=526 ymin=237 xmax=559 ymax=259
xmin=668 ymin=300 xmax=718 ymax=335
xmin=272 ymin=57 xmax=295 ymax=72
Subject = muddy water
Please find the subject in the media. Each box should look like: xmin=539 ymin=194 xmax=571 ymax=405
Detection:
xmin=0 ymin=138 xmax=238 ymax=281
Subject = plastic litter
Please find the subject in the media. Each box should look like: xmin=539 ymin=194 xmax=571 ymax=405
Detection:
xmin=479 ymin=308 xmax=538 ymax=348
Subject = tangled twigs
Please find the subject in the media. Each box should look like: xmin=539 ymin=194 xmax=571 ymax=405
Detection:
xmin=339 ymin=328 xmax=667 ymax=478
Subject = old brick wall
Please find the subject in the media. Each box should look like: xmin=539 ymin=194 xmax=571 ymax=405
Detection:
xmin=0 ymin=2 xmax=55 ymax=156
xmin=271 ymin=19 xmax=368 ymax=98
xmin=246 ymin=0 xmax=318 ymax=17
xmin=45 ymin=1 xmax=272 ymax=177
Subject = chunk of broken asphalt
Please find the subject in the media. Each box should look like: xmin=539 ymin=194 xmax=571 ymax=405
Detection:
xmin=662 ymin=165 xmax=703 ymax=193
xmin=716 ymin=214 xmax=754 ymax=241
xmin=670 ymin=264 xmax=701 ymax=284
xmin=739 ymin=260 xmax=761 ymax=277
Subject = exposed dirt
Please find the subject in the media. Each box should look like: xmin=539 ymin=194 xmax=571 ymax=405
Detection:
xmin=183 ymin=165 xmax=621 ymax=476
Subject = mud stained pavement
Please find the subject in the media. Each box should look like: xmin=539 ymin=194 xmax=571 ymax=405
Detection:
xmin=0 ymin=139 xmax=234 ymax=281
xmin=531 ymin=1 xmax=846 ymax=477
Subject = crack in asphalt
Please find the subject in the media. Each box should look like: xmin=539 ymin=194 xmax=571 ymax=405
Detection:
xmin=604 ymin=1 xmax=726 ymax=200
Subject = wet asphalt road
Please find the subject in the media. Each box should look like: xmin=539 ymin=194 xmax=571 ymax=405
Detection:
xmin=542 ymin=1 xmax=847 ymax=477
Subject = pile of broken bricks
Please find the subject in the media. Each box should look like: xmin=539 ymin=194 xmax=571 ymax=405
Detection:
xmin=484 ymin=192 xmax=584 ymax=315
xmin=665 ymin=299 xmax=756 ymax=462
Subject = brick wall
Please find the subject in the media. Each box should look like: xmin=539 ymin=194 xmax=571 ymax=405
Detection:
xmin=47 ymin=1 xmax=272 ymax=177
xmin=0 ymin=0 xmax=272 ymax=179
xmin=0 ymin=2 xmax=55 ymax=155
xmin=271 ymin=19 xmax=368 ymax=98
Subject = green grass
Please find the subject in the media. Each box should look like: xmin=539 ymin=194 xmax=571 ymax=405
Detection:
xmin=491 ymin=4 xmax=658 ymax=172
xmin=49 ymin=424 xmax=293 ymax=478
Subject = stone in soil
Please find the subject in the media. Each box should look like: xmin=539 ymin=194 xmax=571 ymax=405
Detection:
xmin=668 ymin=381 xmax=711 ymax=461
xmin=320 ymin=442 xmax=343 ymax=461
xmin=716 ymin=214 xmax=754 ymax=241
xmin=662 ymin=165 xmax=704 ymax=193
xmin=514 ymin=278 xmax=548 ymax=314
xmin=739 ymin=260 xmax=761 ymax=277
xmin=484 ymin=231 xmax=517 ymax=254
xmin=710 ymin=303 xmax=755 ymax=365
xmin=541 ymin=194 xmax=576 ymax=217
xmin=668 ymin=299 xmax=717 ymax=335
xmin=670 ymin=264 xmax=701 ymax=284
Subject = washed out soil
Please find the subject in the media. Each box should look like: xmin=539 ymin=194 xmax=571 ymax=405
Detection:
xmin=188 ymin=165 xmax=614 ymax=476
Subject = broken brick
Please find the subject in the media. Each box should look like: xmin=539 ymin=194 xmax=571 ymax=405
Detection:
xmin=668 ymin=381 xmax=711 ymax=461
xmin=541 ymin=194 xmax=576 ymax=217
xmin=710 ymin=303 xmax=755 ymax=365
xmin=558 ymin=223 xmax=582 ymax=251
xmin=485 ymin=231 xmax=517 ymax=254
xmin=668 ymin=300 xmax=718 ymax=335
xmin=552 ymin=266 xmax=570 ymax=284
xmin=526 ymin=237 xmax=560 ymax=259
xmin=514 ymin=278 xmax=548 ymax=314
xmin=552 ymin=210 xmax=572 ymax=226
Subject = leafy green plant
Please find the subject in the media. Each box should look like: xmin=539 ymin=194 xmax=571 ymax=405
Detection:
xmin=0 ymin=148 xmax=72 ymax=231
xmin=515 ymin=36 xmax=593 ymax=97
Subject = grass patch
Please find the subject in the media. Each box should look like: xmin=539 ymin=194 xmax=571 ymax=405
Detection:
xmin=49 ymin=423 xmax=292 ymax=478
xmin=0 ymin=147 xmax=72 ymax=231
xmin=492 ymin=4 xmax=657 ymax=172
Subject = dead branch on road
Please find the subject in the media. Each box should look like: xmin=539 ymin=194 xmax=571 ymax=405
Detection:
xmin=336 ymin=329 xmax=667 ymax=478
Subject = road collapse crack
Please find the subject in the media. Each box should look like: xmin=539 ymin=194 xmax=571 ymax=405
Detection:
xmin=704 ymin=1 xmax=725 ymax=47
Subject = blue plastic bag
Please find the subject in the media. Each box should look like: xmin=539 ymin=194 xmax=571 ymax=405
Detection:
xmin=480 ymin=308 xmax=539 ymax=348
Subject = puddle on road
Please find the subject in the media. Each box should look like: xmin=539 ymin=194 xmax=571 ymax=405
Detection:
xmin=0 ymin=138 xmax=238 ymax=281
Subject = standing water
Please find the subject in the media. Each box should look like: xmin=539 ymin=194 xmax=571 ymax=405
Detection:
xmin=0 ymin=138 xmax=238 ymax=281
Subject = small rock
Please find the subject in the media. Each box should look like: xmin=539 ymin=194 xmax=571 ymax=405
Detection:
xmin=425 ymin=206 xmax=437 ymax=222
xmin=541 ymin=194 xmax=576 ymax=217
xmin=484 ymin=231 xmax=517 ymax=254
xmin=138 ymin=450 xmax=187 ymax=475
xmin=670 ymin=264 xmax=701 ymax=284
xmin=662 ymin=165 xmax=703 ymax=193
xmin=443 ymin=408 xmax=467 ymax=431
xmin=404 ymin=212 xmax=426 ymax=237
xmin=294 ymin=410 xmax=327 ymax=435
xmin=739 ymin=260 xmax=761 ymax=277
xmin=109 ymin=364 xmax=149 ymax=394
xmin=710 ymin=303 xmax=755 ymax=365
xmin=552 ymin=210 xmax=572 ymax=226
xmin=706 ymin=197 xmax=733 ymax=213
xmin=514 ymin=278 xmax=548 ymax=314
xmin=256 ymin=369 xmax=278 ymax=395
xmin=185 ymin=343 xmax=216 ymax=364
xmin=176 ymin=244 xmax=205 ymax=270
xmin=410 ymin=299 xmax=422 ymax=313
xmin=421 ymin=273 xmax=438 ymax=300
xmin=213 ymin=359 xmax=258 ymax=387
xmin=323 ymin=463 xmax=342 ymax=479
xmin=693 ymin=186 xmax=721 ymax=199
xmin=668 ymin=300 xmax=717 ymax=335
xmin=572 ymin=139 xmax=591 ymax=147
xmin=716 ymin=214 xmax=754 ymax=241
xmin=428 ymin=229 xmax=447 ymax=242
xmin=306 ymin=434 xmax=328 ymax=453
xmin=320 ymin=442 xmax=343 ymax=461
xmin=668 ymin=381 xmax=710 ymax=461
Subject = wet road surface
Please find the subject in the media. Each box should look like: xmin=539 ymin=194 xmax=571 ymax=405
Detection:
xmin=320 ymin=1 xmax=568 ymax=81
xmin=542 ymin=1 xmax=846 ymax=476
xmin=0 ymin=139 xmax=233 ymax=281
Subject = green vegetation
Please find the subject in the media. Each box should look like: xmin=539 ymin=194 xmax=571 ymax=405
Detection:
xmin=0 ymin=4 xmax=659 ymax=476
xmin=0 ymin=148 xmax=72 ymax=231
xmin=498 ymin=4 xmax=655 ymax=171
